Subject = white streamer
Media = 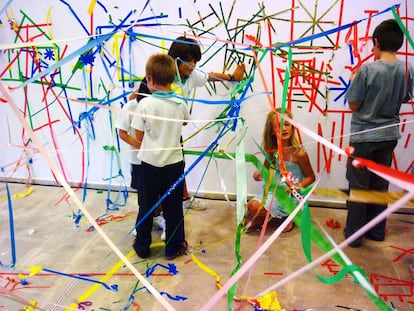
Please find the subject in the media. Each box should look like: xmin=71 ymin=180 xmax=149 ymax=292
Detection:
xmin=0 ymin=81 xmax=176 ymax=311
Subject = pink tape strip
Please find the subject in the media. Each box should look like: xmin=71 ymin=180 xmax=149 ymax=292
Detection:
xmin=0 ymin=82 xmax=175 ymax=311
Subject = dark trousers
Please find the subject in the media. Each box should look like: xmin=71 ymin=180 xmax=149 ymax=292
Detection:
xmin=345 ymin=140 xmax=397 ymax=240
xmin=130 ymin=163 xmax=141 ymax=190
xmin=135 ymin=161 xmax=185 ymax=257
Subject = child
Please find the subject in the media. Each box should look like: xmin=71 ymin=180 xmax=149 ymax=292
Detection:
xmin=129 ymin=37 xmax=245 ymax=210
xmin=117 ymin=79 xmax=166 ymax=240
xmin=244 ymin=109 xmax=315 ymax=232
xmin=116 ymin=82 xmax=150 ymax=191
xmin=130 ymin=53 xmax=190 ymax=260
xmin=165 ymin=36 xmax=245 ymax=209
xmin=344 ymin=19 xmax=413 ymax=248
xmin=168 ymin=36 xmax=245 ymax=99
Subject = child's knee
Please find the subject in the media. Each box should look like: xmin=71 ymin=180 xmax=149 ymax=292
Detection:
xmin=247 ymin=199 xmax=260 ymax=213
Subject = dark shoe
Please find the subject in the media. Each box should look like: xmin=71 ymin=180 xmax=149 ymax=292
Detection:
xmin=366 ymin=233 xmax=385 ymax=242
xmin=133 ymin=239 xmax=151 ymax=258
xmin=344 ymin=228 xmax=362 ymax=248
xmin=348 ymin=239 xmax=362 ymax=248
xmin=165 ymin=240 xmax=188 ymax=260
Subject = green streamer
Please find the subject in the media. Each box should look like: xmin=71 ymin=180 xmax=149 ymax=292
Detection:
xmin=103 ymin=145 xmax=123 ymax=177
xmin=278 ymin=44 xmax=292 ymax=115
xmin=235 ymin=121 xmax=248 ymax=225
xmin=277 ymin=186 xmax=392 ymax=310
xmin=184 ymin=148 xmax=392 ymax=309
xmin=228 ymin=223 xmax=243 ymax=310
xmin=227 ymin=97 xmax=248 ymax=310
xmin=392 ymin=7 xmax=414 ymax=49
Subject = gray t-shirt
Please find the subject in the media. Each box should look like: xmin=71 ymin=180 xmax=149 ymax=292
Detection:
xmin=345 ymin=60 xmax=413 ymax=143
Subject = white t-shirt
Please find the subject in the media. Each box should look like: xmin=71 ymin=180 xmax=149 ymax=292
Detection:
xmin=131 ymin=92 xmax=190 ymax=167
xmin=115 ymin=100 xmax=141 ymax=165
xmin=172 ymin=68 xmax=208 ymax=100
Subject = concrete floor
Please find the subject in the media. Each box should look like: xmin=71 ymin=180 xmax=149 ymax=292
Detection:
xmin=1 ymin=182 xmax=414 ymax=311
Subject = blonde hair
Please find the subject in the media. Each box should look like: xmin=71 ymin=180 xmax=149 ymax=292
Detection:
xmin=262 ymin=108 xmax=300 ymax=155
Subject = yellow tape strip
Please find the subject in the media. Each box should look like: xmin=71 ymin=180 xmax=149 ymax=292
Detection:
xmin=0 ymin=186 xmax=33 ymax=201
xmin=65 ymin=250 xmax=135 ymax=310
xmin=87 ymin=0 xmax=97 ymax=15
xmin=191 ymin=254 xmax=222 ymax=289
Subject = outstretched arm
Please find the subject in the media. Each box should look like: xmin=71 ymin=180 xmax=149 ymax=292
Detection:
xmin=208 ymin=63 xmax=245 ymax=82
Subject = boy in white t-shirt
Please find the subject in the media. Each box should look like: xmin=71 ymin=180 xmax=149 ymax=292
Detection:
xmin=131 ymin=53 xmax=190 ymax=260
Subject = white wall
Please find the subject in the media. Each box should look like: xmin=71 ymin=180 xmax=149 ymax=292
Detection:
xmin=0 ymin=0 xmax=413 ymax=197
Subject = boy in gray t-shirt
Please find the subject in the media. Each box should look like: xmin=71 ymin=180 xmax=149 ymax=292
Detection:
xmin=344 ymin=19 xmax=413 ymax=248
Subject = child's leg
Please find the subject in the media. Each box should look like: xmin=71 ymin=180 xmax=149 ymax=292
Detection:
xmin=244 ymin=199 xmax=267 ymax=230
xmin=133 ymin=162 xmax=158 ymax=258
xmin=162 ymin=161 xmax=186 ymax=258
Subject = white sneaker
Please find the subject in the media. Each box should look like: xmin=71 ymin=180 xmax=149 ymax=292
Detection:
xmin=160 ymin=228 xmax=166 ymax=241
xmin=182 ymin=198 xmax=191 ymax=209
xmin=182 ymin=197 xmax=206 ymax=210
xmin=157 ymin=214 xmax=166 ymax=241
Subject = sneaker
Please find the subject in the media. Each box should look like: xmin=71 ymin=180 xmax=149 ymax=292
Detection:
xmin=156 ymin=214 xmax=166 ymax=241
xmin=366 ymin=232 xmax=385 ymax=242
xmin=182 ymin=198 xmax=191 ymax=209
xmin=343 ymin=229 xmax=362 ymax=248
xmin=157 ymin=214 xmax=166 ymax=230
xmin=165 ymin=240 xmax=188 ymax=260
xmin=160 ymin=229 xmax=166 ymax=241
xmin=182 ymin=197 xmax=206 ymax=210
xmin=133 ymin=239 xmax=151 ymax=258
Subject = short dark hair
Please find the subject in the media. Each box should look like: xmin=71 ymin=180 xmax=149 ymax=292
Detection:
xmin=167 ymin=36 xmax=202 ymax=62
xmin=145 ymin=54 xmax=176 ymax=86
xmin=372 ymin=19 xmax=404 ymax=52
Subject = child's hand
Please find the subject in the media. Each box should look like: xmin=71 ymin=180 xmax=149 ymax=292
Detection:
xmin=253 ymin=170 xmax=262 ymax=181
xmin=285 ymin=186 xmax=292 ymax=194
xmin=232 ymin=64 xmax=245 ymax=81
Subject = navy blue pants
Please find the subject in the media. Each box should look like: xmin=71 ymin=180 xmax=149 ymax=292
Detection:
xmin=134 ymin=161 xmax=185 ymax=257
xmin=130 ymin=163 xmax=141 ymax=190
xmin=345 ymin=140 xmax=397 ymax=241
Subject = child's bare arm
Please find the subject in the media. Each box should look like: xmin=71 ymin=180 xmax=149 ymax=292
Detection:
xmin=296 ymin=148 xmax=315 ymax=188
xmin=119 ymin=129 xmax=140 ymax=148
xmin=134 ymin=129 xmax=144 ymax=149
xmin=348 ymin=101 xmax=360 ymax=112
xmin=208 ymin=64 xmax=245 ymax=82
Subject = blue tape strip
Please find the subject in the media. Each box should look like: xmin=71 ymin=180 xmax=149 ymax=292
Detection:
xmin=17 ymin=10 xmax=134 ymax=89
xmin=1 ymin=169 xmax=16 ymax=268
xmin=129 ymin=113 xmax=233 ymax=235
xmin=43 ymin=267 xmax=118 ymax=291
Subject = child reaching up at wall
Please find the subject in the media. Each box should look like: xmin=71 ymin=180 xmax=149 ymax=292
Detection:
xmin=131 ymin=36 xmax=245 ymax=210
xmin=244 ymin=108 xmax=315 ymax=233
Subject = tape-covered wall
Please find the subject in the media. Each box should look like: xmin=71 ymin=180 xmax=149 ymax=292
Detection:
xmin=0 ymin=0 xmax=413 ymax=197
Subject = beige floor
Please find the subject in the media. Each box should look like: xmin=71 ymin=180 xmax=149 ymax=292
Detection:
xmin=1 ymin=182 xmax=414 ymax=311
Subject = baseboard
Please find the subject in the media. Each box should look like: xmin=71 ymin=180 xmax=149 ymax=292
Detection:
xmin=3 ymin=178 xmax=413 ymax=214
